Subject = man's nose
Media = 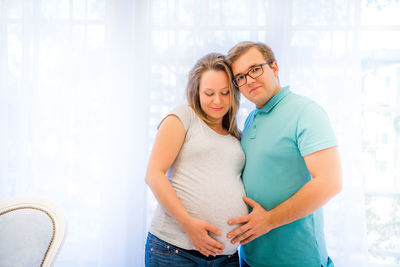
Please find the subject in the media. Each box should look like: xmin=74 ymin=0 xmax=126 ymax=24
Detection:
xmin=247 ymin=74 xmax=256 ymax=84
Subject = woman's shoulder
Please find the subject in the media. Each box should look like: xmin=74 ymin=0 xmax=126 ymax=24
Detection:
xmin=168 ymin=105 xmax=198 ymax=131
xmin=171 ymin=104 xmax=194 ymax=114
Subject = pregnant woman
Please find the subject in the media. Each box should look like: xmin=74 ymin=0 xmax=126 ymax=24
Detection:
xmin=145 ymin=53 xmax=248 ymax=267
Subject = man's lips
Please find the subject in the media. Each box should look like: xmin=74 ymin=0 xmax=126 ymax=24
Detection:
xmin=249 ymin=86 xmax=261 ymax=94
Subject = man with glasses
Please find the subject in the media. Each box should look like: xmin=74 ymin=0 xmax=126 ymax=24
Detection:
xmin=225 ymin=41 xmax=342 ymax=267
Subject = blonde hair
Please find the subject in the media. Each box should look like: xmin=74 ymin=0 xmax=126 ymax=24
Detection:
xmin=186 ymin=53 xmax=241 ymax=139
xmin=226 ymin=41 xmax=276 ymax=66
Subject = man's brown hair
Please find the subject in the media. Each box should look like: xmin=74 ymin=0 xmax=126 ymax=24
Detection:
xmin=226 ymin=41 xmax=276 ymax=66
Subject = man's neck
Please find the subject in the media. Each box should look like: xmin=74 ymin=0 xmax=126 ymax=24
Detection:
xmin=256 ymin=85 xmax=282 ymax=109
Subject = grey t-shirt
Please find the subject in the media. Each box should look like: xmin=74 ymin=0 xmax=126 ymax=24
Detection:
xmin=149 ymin=105 xmax=248 ymax=255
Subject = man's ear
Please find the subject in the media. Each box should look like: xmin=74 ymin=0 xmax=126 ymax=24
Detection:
xmin=271 ymin=61 xmax=279 ymax=77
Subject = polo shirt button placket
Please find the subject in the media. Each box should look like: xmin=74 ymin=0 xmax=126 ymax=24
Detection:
xmin=250 ymin=114 xmax=257 ymax=139
xmin=250 ymin=124 xmax=257 ymax=139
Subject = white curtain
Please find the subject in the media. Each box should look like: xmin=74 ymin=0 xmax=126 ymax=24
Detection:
xmin=1 ymin=0 xmax=399 ymax=266
xmin=0 ymin=0 xmax=148 ymax=266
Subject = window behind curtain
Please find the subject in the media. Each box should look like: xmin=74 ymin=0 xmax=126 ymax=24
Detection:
xmin=361 ymin=0 xmax=400 ymax=261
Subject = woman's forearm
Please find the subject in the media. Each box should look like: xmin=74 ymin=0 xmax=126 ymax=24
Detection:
xmin=146 ymin=170 xmax=192 ymax=228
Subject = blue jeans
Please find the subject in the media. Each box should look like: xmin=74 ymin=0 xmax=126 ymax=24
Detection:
xmin=145 ymin=232 xmax=239 ymax=267
xmin=239 ymin=256 xmax=334 ymax=267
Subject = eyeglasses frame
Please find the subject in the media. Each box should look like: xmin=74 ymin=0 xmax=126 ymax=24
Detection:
xmin=233 ymin=61 xmax=274 ymax=87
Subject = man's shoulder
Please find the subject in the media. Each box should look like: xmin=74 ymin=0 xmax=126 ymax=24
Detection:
xmin=285 ymin=92 xmax=316 ymax=106
xmin=283 ymin=92 xmax=326 ymax=115
xmin=242 ymin=109 xmax=257 ymax=133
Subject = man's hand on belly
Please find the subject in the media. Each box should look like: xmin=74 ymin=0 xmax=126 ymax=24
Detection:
xmin=226 ymin=196 xmax=273 ymax=245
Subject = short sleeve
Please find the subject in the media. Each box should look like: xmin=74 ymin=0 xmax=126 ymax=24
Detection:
xmin=296 ymin=102 xmax=338 ymax=156
xmin=157 ymin=105 xmax=194 ymax=131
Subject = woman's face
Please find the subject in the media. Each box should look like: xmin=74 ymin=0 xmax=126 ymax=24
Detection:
xmin=199 ymin=70 xmax=231 ymax=124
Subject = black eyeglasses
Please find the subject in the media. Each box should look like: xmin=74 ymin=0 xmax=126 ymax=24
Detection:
xmin=233 ymin=61 xmax=274 ymax=87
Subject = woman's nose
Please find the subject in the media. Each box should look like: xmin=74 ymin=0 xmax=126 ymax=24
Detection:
xmin=213 ymin=94 xmax=221 ymax=104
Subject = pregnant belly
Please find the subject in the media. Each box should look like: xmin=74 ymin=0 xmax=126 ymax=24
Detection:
xmin=180 ymin=188 xmax=249 ymax=255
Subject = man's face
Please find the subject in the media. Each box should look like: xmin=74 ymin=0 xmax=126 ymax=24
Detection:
xmin=231 ymin=47 xmax=280 ymax=109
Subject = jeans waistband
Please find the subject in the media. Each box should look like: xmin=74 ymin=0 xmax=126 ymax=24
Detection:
xmin=148 ymin=232 xmax=237 ymax=261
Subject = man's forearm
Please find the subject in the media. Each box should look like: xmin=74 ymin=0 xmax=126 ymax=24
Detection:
xmin=268 ymin=175 xmax=341 ymax=230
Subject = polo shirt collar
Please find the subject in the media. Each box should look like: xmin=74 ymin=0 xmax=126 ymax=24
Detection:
xmin=257 ymin=85 xmax=291 ymax=114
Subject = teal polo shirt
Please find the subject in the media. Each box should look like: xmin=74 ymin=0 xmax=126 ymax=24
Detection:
xmin=240 ymin=86 xmax=338 ymax=267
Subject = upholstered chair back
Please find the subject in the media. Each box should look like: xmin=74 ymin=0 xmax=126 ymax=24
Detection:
xmin=0 ymin=197 xmax=66 ymax=267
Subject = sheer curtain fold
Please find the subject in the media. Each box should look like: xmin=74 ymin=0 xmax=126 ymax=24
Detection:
xmin=0 ymin=0 xmax=148 ymax=266
xmin=1 ymin=2 xmax=8 ymax=196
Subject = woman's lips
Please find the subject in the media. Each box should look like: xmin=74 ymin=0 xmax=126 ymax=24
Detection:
xmin=211 ymin=107 xmax=224 ymax=111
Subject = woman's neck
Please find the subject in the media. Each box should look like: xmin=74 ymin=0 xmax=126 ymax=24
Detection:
xmin=207 ymin=121 xmax=228 ymax=135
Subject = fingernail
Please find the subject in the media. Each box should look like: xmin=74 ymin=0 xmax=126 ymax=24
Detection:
xmin=228 ymin=220 xmax=232 ymax=224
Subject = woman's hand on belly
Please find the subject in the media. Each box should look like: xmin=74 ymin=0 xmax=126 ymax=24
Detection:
xmin=181 ymin=216 xmax=225 ymax=257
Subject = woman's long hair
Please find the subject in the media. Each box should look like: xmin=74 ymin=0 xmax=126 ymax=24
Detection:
xmin=186 ymin=53 xmax=241 ymax=139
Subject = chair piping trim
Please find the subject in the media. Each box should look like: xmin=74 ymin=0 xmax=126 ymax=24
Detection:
xmin=0 ymin=206 xmax=56 ymax=267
